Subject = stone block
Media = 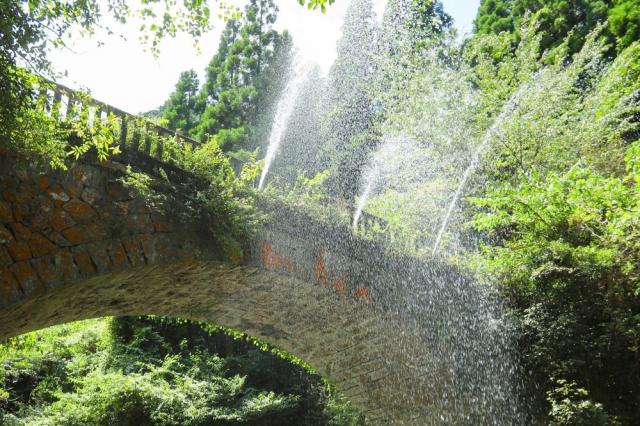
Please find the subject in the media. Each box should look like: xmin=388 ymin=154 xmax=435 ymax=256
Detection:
xmin=86 ymin=222 xmax=108 ymax=241
xmin=13 ymin=184 xmax=35 ymax=204
xmin=43 ymin=228 xmax=69 ymax=247
xmin=73 ymin=251 xmax=95 ymax=276
xmin=0 ymin=247 xmax=13 ymax=267
xmin=14 ymin=167 xmax=30 ymax=183
xmin=153 ymin=220 xmax=172 ymax=233
xmin=11 ymin=261 xmax=40 ymax=296
xmin=28 ymin=233 xmax=56 ymax=258
xmin=123 ymin=238 xmax=145 ymax=266
xmin=0 ymin=201 xmax=12 ymax=223
xmin=62 ymin=226 xmax=89 ymax=246
xmin=106 ymin=181 xmax=132 ymax=201
xmin=139 ymin=235 xmax=158 ymax=263
xmin=30 ymin=211 xmax=50 ymax=231
xmin=127 ymin=214 xmax=153 ymax=233
xmin=99 ymin=160 xmax=127 ymax=173
xmin=1 ymin=190 xmax=16 ymax=203
xmin=63 ymin=199 xmax=97 ymax=222
xmin=48 ymin=183 xmax=70 ymax=206
xmin=53 ymin=249 xmax=77 ymax=282
xmin=36 ymin=194 xmax=54 ymax=212
xmin=37 ymin=176 xmax=50 ymax=191
xmin=113 ymin=201 xmax=130 ymax=216
xmin=106 ymin=240 xmax=129 ymax=269
xmin=12 ymin=205 xmax=30 ymax=224
xmin=0 ymin=224 xmax=14 ymax=244
xmin=7 ymin=241 xmax=32 ymax=262
xmin=33 ymin=256 xmax=62 ymax=288
xmin=85 ymin=166 xmax=103 ymax=188
xmin=50 ymin=208 xmax=75 ymax=232
xmin=64 ymin=168 xmax=87 ymax=198
xmin=0 ymin=268 xmax=21 ymax=308
xmin=129 ymin=198 xmax=151 ymax=214
xmin=154 ymin=234 xmax=174 ymax=258
xmin=9 ymin=222 xmax=31 ymax=240
xmin=80 ymin=187 xmax=101 ymax=205
xmin=87 ymin=243 xmax=113 ymax=274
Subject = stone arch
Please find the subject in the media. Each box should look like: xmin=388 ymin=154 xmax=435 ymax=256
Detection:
xmin=0 ymin=260 xmax=446 ymax=424
xmin=0 ymin=152 xmax=447 ymax=424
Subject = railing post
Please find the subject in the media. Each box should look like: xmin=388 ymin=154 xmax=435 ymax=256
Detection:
xmin=65 ymin=90 xmax=76 ymax=121
xmin=119 ymin=115 xmax=128 ymax=150
xmin=142 ymin=124 xmax=152 ymax=155
xmin=131 ymin=121 xmax=141 ymax=152
xmin=37 ymin=78 xmax=205 ymax=166
xmin=51 ymin=89 xmax=62 ymax=121
xmin=38 ymin=85 xmax=51 ymax=115
xmin=156 ymin=133 xmax=164 ymax=161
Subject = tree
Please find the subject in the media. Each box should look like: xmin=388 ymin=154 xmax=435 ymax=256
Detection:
xmin=194 ymin=0 xmax=292 ymax=155
xmin=474 ymin=0 xmax=640 ymax=56
xmin=0 ymin=0 xmax=323 ymax=166
xmin=269 ymin=65 xmax=327 ymax=182
xmin=609 ymin=0 xmax=640 ymax=52
xmin=322 ymin=0 xmax=379 ymax=199
xmin=161 ymin=70 xmax=200 ymax=134
xmin=0 ymin=316 xmax=365 ymax=424
xmin=379 ymin=0 xmax=452 ymax=57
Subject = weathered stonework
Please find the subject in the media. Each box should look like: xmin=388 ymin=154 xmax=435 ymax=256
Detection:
xmin=0 ymin=150 xmax=479 ymax=425
xmin=0 ymin=152 xmax=204 ymax=306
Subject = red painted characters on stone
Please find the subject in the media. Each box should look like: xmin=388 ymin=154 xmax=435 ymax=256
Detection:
xmin=354 ymin=285 xmax=372 ymax=305
xmin=314 ymin=253 xmax=373 ymax=304
xmin=313 ymin=254 xmax=329 ymax=287
xmin=257 ymin=242 xmax=374 ymax=305
xmin=257 ymin=241 xmax=294 ymax=274
xmin=332 ymin=273 xmax=348 ymax=295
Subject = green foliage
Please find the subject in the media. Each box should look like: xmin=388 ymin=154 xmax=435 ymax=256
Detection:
xmin=547 ymin=379 xmax=620 ymax=425
xmin=469 ymin=142 xmax=640 ymax=421
xmin=1 ymin=79 xmax=121 ymax=170
xmin=464 ymin=14 xmax=640 ymax=423
xmin=296 ymin=0 xmax=335 ymax=13
xmin=609 ymin=0 xmax=640 ymax=52
xmin=192 ymin=0 xmax=293 ymax=156
xmin=118 ymin=166 xmax=167 ymax=210
xmin=260 ymin=171 xmax=352 ymax=229
xmin=188 ymin=139 xmax=263 ymax=260
xmin=161 ymin=70 xmax=200 ymax=135
xmin=321 ymin=0 xmax=379 ymax=199
xmin=0 ymin=0 xmax=216 ymax=161
xmin=0 ymin=0 xmax=303 ymax=168
xmin=474 ymin=0 xmax=640 ymax=56
xmin=0 ymin=317 xmax=363 ymax=425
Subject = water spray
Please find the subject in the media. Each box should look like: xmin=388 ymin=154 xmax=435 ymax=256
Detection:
xmin=259 ymin=56 xmax=311 ymax=189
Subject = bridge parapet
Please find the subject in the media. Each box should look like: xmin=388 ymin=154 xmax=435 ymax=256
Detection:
xmin=0 ymin=150 xmax=211 ymax=308
xmin=0 ymin=147 xmax=450 ymax=424
xmin=0 ymin=81 xmax=520 ymax=424
xmin=37 ymin=79 xmax=202 ymax=168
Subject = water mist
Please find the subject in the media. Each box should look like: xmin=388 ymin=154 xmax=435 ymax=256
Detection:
xmin=431 ymin=85 xmax=526 ymax=256
xmin=259 ymin=56 xmax=311 ymax=189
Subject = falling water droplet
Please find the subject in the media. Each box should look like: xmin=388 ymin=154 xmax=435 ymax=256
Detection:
xmin=259 ymin=56 xmax=311 ymax=189
xmin=431 ymin=85 xmax=527 ymax=256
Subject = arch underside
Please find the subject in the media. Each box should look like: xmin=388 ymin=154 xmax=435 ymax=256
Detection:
xmin=0 ymin=259 xmax=453 ymax=425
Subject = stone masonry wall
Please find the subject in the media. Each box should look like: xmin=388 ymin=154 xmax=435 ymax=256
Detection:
xmin=0 ymin=149 xmax=462 ymax=424
xmin=0 ymin=151 xmax=204 ymax=309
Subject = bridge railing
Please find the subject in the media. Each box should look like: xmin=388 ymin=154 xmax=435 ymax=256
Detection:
xmin=35 ymin=79 xmax=203 ymax=168
xmin=37 ymin=79 xmax=392 ymax=242
xmin=257 ymin=171 xmax=389 ymax=237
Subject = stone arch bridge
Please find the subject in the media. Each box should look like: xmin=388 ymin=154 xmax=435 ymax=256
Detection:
xmin=0 ymin=83 xmax=511 ymax=425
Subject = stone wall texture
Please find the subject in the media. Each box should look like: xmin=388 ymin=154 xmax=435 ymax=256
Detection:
xmin=0 ymin=151 xmax=460 ymax=425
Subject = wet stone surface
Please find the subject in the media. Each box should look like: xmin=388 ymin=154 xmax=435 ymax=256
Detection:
xmin=0 ymin=151 xmax=462 ymax=425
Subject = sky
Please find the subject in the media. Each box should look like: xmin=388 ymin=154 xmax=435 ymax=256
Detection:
xmin=49 ymin=0 xmax=481 ymax=114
